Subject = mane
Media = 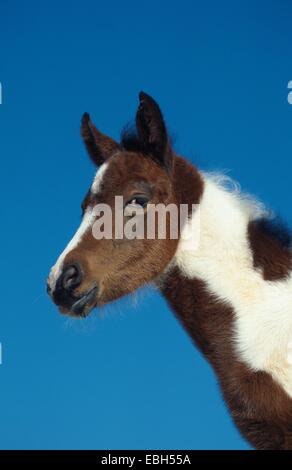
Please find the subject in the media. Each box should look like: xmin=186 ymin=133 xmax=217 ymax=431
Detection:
xmin=203 ymin=171 xmax=292 ymax=249
xmin=203 ymin=171 xmax=268 ymax=220
xmin=120 ymin=124 xmax=146 ymax=153
xmin=120 ymin=123 xmax=176 ymax=153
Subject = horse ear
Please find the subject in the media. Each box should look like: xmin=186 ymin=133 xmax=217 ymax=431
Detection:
xmin=136 ymin=91 xmax=173 ymax=173
xmin=81 ymin=113 xmax=120 ymax=166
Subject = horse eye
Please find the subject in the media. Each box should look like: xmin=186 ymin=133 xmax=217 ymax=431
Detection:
xmin=124 ymin=196 xmax=149 ymax=217
xmin=127 ymin=196 xmax=149 ymax=208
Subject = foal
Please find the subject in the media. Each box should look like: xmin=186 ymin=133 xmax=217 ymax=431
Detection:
xmin=48 ymin=92 xmax=292 ymax=449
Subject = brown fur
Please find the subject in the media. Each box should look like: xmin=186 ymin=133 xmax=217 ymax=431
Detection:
xmin=248 ymin=220 xmax=292 ymax=281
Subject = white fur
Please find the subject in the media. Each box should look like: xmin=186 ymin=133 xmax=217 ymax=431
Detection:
xmin=48 ymin=209 xmax=94 ymax=292
xmin=91 ymin=162 xmax=108 ymax=194
xmin=174 ymin=173 xmax=292 ymax=397
xmin=48 ymin=163 xmax=109 ymax=292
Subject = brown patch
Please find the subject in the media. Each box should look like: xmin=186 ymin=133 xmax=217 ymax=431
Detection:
xmin=248 ymin=220 xmax=292 ymax=281
xmin=160 ymin=269 xmax=292 ymax=450
xmin=172 ymin=155 xmax=204 ymax=210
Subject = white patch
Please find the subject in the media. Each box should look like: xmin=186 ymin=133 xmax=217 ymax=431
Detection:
xmin=91 ymin=162 xmax=109 ymax=194
xmin=287 ymin=340 xmax=292 ymax=365
xmin=174 ymin=173 xmax=292 ymax=397
xmin=48 ymin=163 xmax=109 ymax=292
xmin=48 ymin=209 xmax=95 ymax=292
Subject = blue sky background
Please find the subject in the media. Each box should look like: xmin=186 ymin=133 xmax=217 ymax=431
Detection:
xmin=0 ymin=0 xmax=292 ymax=450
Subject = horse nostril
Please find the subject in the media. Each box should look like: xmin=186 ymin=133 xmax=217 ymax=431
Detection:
xmin=61 ymin=264 xmax=82 ymax=291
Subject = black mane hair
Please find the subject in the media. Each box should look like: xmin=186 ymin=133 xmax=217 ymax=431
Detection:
xmin=120 ymin=122 xmax=175 ymax=155
xmin=120 ymin=124 xmax=146 ymax=153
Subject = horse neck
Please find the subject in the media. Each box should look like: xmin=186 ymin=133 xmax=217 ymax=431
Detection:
xmin=158 ymin=157 xmax=266 ymax=359
xmin=159 ymin=157 xmax=292 ymax=379
xmin=158 ymin=156 xmax=292 ymax=450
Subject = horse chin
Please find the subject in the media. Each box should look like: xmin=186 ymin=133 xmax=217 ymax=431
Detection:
xmin=59 ymin=285 xmax=98 ymax=319
xmin=59 ymin=304 xmax=95 ymax=318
